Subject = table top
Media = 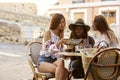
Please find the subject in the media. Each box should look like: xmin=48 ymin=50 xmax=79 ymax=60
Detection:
xmin=58 ymin=48 xmax=98 ymax=57
xmin=57 ymin=52 xmax=81 ymax=57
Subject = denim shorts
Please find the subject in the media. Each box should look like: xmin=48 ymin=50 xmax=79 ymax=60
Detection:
xmin=37 ymin=54 xmax=57 ymax=66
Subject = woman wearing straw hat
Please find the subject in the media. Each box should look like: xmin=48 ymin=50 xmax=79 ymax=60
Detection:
xmin=68 ymin=18 xmax=95 ymax=79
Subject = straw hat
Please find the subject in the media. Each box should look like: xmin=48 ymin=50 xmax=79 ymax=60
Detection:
xmin=69 ymin=18 xmax=90 ymax=32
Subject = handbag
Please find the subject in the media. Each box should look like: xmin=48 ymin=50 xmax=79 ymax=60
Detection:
xmin=81 ymin=41 xmax=109 ymax=80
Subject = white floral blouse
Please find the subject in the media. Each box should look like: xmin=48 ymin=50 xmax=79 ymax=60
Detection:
xmin=40 ymin=30 xmax=63 ymax=59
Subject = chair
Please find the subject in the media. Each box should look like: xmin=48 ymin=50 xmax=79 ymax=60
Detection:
xmin=84 ymin=47 xmax=120 ymax=80
xmin=25 ymin=41 xmax=54 ymax=80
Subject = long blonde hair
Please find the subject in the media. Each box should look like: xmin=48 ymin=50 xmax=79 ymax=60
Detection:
xmin=49 ymin=13 xmax=66 ymax=39
xmin=106 ymin=30 xmax=119 ymax=44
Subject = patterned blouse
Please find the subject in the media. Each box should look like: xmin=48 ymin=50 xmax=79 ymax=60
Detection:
xmin=40 ymin=30 xmax=63 ymax=59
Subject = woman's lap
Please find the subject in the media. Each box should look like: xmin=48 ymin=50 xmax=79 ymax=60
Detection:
xmin=37 ymin=54 xmax=57 ymax=66
xmin=37 ymin=54 xmax=57 ymax=72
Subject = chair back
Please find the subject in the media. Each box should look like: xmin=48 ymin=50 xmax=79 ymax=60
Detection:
xmin=26 ymin=41 xmax=55 ymax=80
xmin=97 ymin=40 xmax=109 ymax=48
xmin=30 ymin=42 xmax=42 ymax=65
xmin=84 ymin=48 xmax=120 ymax=80
xmin=25 ymin=41 xmax=42 ymax=74
xmin=97 ymin=50 xmax=119 ymax=79
xmin=26 ymin=41 xmax=42 ymax=65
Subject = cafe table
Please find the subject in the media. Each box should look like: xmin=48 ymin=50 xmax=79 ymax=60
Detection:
xmin=58 ymin=48 xmax=97 ymax=57
xmin=57 ymin=48 xmax=98 ymax=71
xmin=57 ymin=51 xmax=81 ymax=57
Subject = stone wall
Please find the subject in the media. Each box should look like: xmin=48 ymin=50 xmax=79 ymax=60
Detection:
xmin=0 ymin=21 xmax=28 ymax=44
xmin=0 ymin=10 xmax=50 ymax=45
xmin=0 ymin=9 xmax=50 ymax=26
xmin=0 ymin=3 xmax=37 ymax=15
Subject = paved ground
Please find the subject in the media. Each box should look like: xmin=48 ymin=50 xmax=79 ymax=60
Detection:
xmin=0 ymin=43 xmax=84 ymax=80
xmin=0 ymin=43 xmax=33 ymax=80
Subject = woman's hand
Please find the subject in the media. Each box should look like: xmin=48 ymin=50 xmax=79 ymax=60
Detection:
xmin=79 ymin=39 xmax=85 ymax=47
xmin=56 ymin=39 xmax=68 ymax=47
xmin=52 ymin=48 xmax=60 ymax=54
xmin=61 ymin=38 xmax=68 ymax=44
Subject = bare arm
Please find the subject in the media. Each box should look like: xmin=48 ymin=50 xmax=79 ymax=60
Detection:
xmin=43 ymin=30 xmax=51 ymax=42
xmin=43 ymin=30 xmax=67 ymax=45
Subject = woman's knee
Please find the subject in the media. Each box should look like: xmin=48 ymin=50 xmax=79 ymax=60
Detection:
xmin=57 ymin=59 xmax=64 ymax=66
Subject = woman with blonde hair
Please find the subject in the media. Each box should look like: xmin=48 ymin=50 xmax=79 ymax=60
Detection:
xmin=37 ymin=13 xmax=69 ymax=80
xmin=93 ymin=15 xmax=119 ymax=47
